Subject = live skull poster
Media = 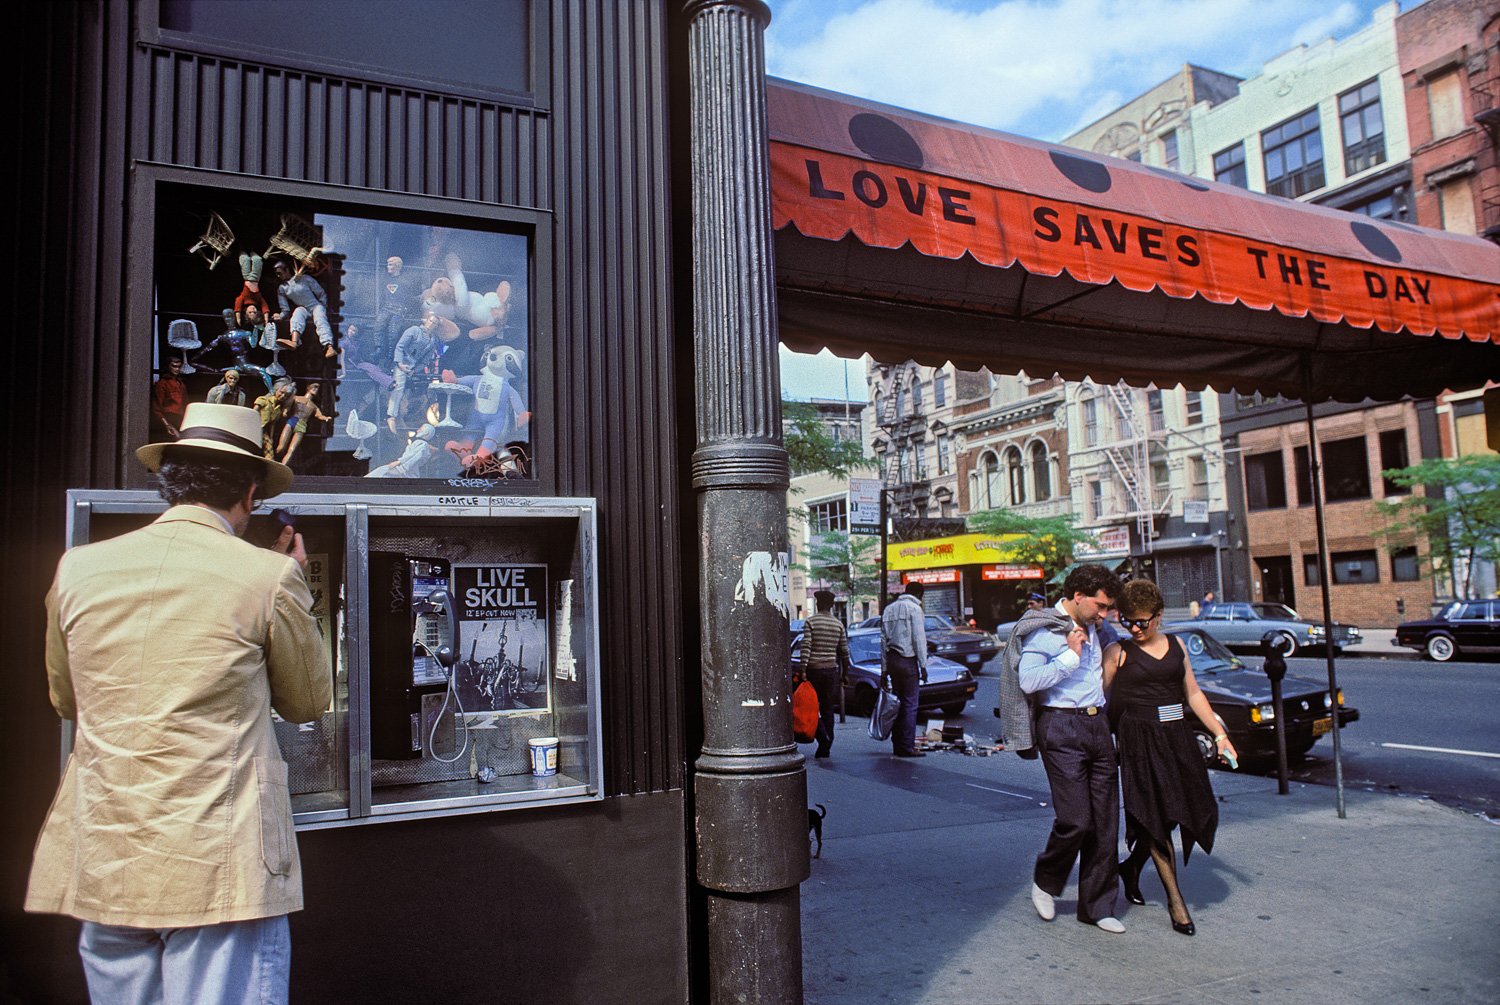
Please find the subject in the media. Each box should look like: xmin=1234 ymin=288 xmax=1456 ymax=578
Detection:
xmin=451 ymin=563 xmax=550 ymax=724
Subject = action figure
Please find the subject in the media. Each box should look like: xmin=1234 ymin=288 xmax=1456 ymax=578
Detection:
xmin=272 ymin=258 xmax=337 ymax=358
xmin=206 ymin=368 xmax=249 ymax=407
xmin=373 ymin=255 xmax=417 ymax=359
xmin=234 ymin=252 xmax=270 ymax=327
xmin=191 ymin=310 xmax=276 ymax=394
xmin=150 ymin=356 xmax=187 ymax=441
xmin=241 ymin=303 xmax=286 ymax=378
xmin=367 ymin=404 xmax=443 ymax=478
xmin=440 ymin=344 xmax=529 ymax=468
xmin=387 ymin=310 xmax=458 ymax=433
xmin=278 ymin=381 xmax=332 ymax=465
xmin=254 ymin=380 xmax=295 ymax=458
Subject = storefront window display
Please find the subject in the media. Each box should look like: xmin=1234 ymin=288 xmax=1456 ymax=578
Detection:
xmin=155 ymin=187 xmax=532 ymax=481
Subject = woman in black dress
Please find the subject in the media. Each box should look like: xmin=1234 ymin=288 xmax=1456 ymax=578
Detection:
xmin=1104 ymin=579 xmax=1238 ymax=936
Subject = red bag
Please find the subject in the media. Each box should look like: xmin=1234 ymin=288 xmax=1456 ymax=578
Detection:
xmin=792 ymin=679 xmax=820 ymax=744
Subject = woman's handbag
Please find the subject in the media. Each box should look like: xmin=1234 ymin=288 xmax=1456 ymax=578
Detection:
xmin=867 ymin=682 xmax=900 ymax=741
xmin=792 ymin=677 xmax=820 ymax=744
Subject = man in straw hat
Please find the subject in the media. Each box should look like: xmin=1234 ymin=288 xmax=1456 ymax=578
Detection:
xmin=26 ymin=402 xmax=331 ymax=1004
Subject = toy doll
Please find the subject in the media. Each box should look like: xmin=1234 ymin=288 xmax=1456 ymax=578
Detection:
xmin=150 ymin=356 xmax=187 ymax=441
xmin=272 ymin=258 xmax=337 ymax=358
xmin=206 ymin=368 xmax=249 ymax=407
xmin=440 ymin=344 xmax=529 ymax=468
xmin=234 ymin=252 xmax=270 ymax=326
xmin=373 ymin=255 xmax=417 ymax=358
xmin=387 ymin=310 xmax=458 ymax=433
xmin=367 ymin=404 xmax=443 ymax=478
xmin=254 ymin=380 xmax=295 ymax=458
xmin=278 ymin=381 xmax=332 ymax=465
xmin=423 ymin=255 xmax=515 ymax=338
xmin=192 ymin=310 xmax=276 ymax=394
xmin=241 ymin=303 xmax=286 ymax=378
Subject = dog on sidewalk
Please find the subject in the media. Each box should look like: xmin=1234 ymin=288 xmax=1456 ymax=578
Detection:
xmin=808 ymin=804 xmax=827 ymax=859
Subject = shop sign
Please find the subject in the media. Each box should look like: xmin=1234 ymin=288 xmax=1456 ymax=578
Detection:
xmin=902 ymin=568 xmax=960 ymax=584
xmin=1183 ymin=499 xmax=1210 ymax=524
xmin=887 ymin=532 xmax=1026 ymax=570
xmin=1076 ymin=525 xmax=1130 ymax=557
xmin=981 ymin=564 xmax=1043 ymax=581
xmin=849 ymin=478 xmax=883 ymax=535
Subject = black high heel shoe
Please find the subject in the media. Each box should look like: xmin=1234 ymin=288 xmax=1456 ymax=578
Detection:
xmin=1171 ymin=917 xmax=1196 ymax=936
xmin=1119 ymin=858 xmax=1146 ymax=906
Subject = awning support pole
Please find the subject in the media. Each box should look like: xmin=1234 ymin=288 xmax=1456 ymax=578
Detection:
xmin=1303 ymin=394 xmax=1347 ymax=819
xmin=685 ymin=3 xmax=808 ymax=1002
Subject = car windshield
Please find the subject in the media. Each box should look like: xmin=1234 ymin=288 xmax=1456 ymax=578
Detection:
xmin=849 ymin=633 xmax=882 ymax=663
xmin=1251 ymin=603 xmax=1299 ymax=620
xmin=1169 ymin=629 xmax=1242 ymax=675
xmin=925 ymin=615 xmax=955 ymax=630
xmin=1439 ymin=601 xmax=1465 ymax=619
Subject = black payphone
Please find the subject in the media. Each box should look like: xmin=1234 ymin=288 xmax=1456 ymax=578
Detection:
xmin=370 ymin=552 xmax=462 ymax=760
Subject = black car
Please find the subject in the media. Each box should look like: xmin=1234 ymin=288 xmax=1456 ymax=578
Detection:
xmin=791 ymin=627 xmax=978 ymax=717
xmin=853 ymin=613 xmax=1001 ymax=670
xmin=1395 ymin=598 xmax=1500 ymax=661
xmin=1165 ymin=628 xmax=1359 ymax=766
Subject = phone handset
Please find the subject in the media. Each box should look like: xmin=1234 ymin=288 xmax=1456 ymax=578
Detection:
xmin=416 ymin=589 xmax=469 ymax=763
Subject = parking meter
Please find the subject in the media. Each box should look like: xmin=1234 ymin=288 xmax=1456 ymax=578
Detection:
xmin=1261 ymin=631 xmax=1292 ymax=794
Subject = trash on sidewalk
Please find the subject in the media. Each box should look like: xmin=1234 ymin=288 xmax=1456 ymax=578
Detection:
xmin=915 ymin=724 xmax=1006 ymax=756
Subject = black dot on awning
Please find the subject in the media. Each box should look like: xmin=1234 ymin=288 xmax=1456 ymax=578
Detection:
xmin=848 ymin=114 xmax=924 ymax=170
xmin=1351 ymin=220 xmax=1402 ymax=263
xmin=1049 ymin=151 xmax=1112 ymax=193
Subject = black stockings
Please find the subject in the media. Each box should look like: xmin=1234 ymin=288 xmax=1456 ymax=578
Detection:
xmin=1126 ymin=837 xmax=1192 ymax=925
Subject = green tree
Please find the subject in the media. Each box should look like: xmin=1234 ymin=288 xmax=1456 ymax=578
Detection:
xmin=964 ymin=508 xmax=1099 ymax=583
xmin=783 ymin=398 xmax=866 ymax=478
xmin=798 ymin=529 xmax=881 ymax=600
xmin=1376 ymin=454 xmax=1500 ymax=597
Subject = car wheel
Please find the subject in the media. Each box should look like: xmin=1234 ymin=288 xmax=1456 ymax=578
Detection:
xmin=1425 ymin=634 xmax=1457 ymax=662
xmin=1191 ymin=728 xmax=1220 ymax=766
xmin=1287 ymin=741 xmax=1315 ymax=764
xmin=940 ymin=702 xmax=968 ymax=717
xmin=1276 ymin=630 xmax=1298 ymax=657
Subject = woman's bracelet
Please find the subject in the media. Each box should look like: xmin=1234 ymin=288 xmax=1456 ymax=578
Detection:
xmin=1213 ymin=733 xmax=1227 ymax=742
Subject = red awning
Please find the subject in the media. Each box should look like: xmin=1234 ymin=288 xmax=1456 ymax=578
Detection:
xmin=768 ymin=78 xmax=1500 ymax=402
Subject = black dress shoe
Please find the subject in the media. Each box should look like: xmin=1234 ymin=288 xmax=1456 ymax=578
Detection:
xmin=1119 ymin=858 xmax=1146 ymax=905
xmin=1172 ymin=919 xmax=1196 ymax=936
xmin=893 ymin=749 xmax=926 ymax=758
xmin=814 ymin=749 xmax=830 ymax=759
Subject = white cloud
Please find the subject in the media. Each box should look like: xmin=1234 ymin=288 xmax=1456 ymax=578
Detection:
xmin=766 ymin=0 xmax=1392 ymax=140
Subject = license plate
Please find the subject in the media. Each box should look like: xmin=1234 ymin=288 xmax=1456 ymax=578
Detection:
xmin=1312 ymin=717 xmax=1332 ymax=737
xmin=966 ymin=654 xmax=980 ymax=664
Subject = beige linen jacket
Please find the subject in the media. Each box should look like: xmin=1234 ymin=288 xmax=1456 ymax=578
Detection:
xmin=26 ymin=506 xmax=332 ymax=928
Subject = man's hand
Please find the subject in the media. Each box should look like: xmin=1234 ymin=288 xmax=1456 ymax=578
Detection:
xmin=272 ymin=525 xmax=309 ymax=571
xmin=1066 ymin=625 xmax=1086 ymax=656
xmin=919 ymin=667 xmax=928 ymax=684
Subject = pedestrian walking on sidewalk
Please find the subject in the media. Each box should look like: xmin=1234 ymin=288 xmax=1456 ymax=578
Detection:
xmin=1105 ymin=578 xmax=1237 ymax=937
xmin=1016 ymin=564 xmax=1125 ymax=933
xmin=800 ymin=590 xmax=850 ymax=759
xmin=882 ymin=582 xmax=928 ymax=758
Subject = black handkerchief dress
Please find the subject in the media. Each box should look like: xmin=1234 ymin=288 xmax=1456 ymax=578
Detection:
xmin=1113 ymin=638 xmax=1218 ymax=860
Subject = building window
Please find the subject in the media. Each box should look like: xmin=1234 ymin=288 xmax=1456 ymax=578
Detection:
xmin=1006 ymin=447 xmax=1026 ymax=505
xmin=933 ymin=371 xmax=948 ymax=408
xmin=153 ymin=184 xmax=533 ymax=483
xmin=911 ymin=379 xmax=925 ymax=413
xmin=1303 ymin=554 xmax=1321 ymax=586
xmin=1439 ymin=179 xmax=1477 ymax=235
xmin=1151 ymin=461 xmax=1170 ymax=509
xmin=1330 ymin=549 xmax=1380 ymax=585
xmin=1213 ymin=143 xmax=1247 ymax=187
xmin=894 ymin=383 xmax=906 ymax=419
xmin=808 ymin=498 xmax=849 ymax=533
xmin=981 ymin=451 xmax=1002 ymax=509
xmin=1088 ymin=479 xmax=1104 ymax=520
xmin=1184 ymin=390 xmax=1203 ymax=425
xmin=1378 ymin=429 xmax=1410 ymax=496
xmin=1262 ymin=107 xmax=1324 ymax=199
xmin=1147 ymin=389 xmax=1165 ymax=431
xmin=1244 ymin=450 xmax=1287 ymax=510
xmin=1162 ymin=130 xmax=1179 ymax=170
xmin=1338 ymin=78 xmax=1386 ymax=176
xmin=1082 ymin=395 xmax=1099 ymax=446
xmin=1322 ymin=437 xmax=1371 ymax=501
xmin=937 ymin=434 xmax=951 ymax=475
xmin=914 ymin=442 xmax=928 ymax=480
xmin=1392 ymin=546 xmax=1420 ymax=582
xmin=1427 ymin=71 xmax=1465 ymax=141
xmin=1030 ymin=442 xmax=1051 ymax=500
xmin=1186 ymin=455 xmax=1208 ymax=502
xmin=1349 ymin=192 xmax=1400 ymax=219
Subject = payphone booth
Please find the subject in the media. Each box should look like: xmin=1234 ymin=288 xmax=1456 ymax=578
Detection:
xmin=59 ymin=490 xmax=604 ymax=827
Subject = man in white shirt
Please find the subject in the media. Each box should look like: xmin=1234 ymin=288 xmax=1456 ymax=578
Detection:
xmin=881 ymin=582 xmax=928 ymax=757
xmin=1018 ymin=564 xmax=1124 ymax=933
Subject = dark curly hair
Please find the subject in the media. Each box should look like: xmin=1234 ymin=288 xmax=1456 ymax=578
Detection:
xmin=156 ymin=455 xmax=264 ymax=509
xmin=1062 ymin=563 xmax=1122 ymax=602
xmin=1118 ymin=578 xmax=1164 ymax=618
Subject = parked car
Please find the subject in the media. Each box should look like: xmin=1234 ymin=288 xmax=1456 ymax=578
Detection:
xmin=1165 ymin=627 xmax=1359 ymax=765
xmin=852 ymin=613 xmax=1001 ymax=669
xmin=1395 ymin=598 xmax=1500 ymax=662
xmin=1168 ymin=601 xmax=1360 ymax=656
xmin=791 ymin=627 xmax=978 ymax=717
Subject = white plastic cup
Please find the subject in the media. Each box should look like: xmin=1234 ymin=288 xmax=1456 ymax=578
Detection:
xmin=528 ymin=736 xmax=560 ymax=777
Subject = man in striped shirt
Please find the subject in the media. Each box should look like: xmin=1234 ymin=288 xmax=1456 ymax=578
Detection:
xmin=799 ymin=590 xmax=850 ymax=759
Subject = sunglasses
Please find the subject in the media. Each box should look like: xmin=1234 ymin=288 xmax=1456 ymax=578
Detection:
xmin=1119 ymin=615 xmax=1159 ymax=631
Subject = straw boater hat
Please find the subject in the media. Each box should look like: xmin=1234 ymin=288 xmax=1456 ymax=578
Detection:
xmin=136 ymin=402 xmax=294 ymax=498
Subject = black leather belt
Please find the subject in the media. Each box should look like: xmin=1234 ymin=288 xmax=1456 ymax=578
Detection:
xmin=1041 ymin=705 xmax=1103 ymax=716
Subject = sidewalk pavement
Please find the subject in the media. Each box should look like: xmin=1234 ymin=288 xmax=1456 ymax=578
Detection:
xmin=1343 ymin=627 xmax=1409 ymax=658
xmin=800 ymin=716 xmax=1499 ymax=1005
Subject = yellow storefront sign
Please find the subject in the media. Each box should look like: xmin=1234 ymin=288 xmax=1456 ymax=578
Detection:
xmin=886 ymin=533 xmax=1027 ymax=571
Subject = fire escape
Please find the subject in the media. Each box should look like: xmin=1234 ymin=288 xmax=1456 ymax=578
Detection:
xmin=874 ymin=364 xmax=931 ymax=523
xmin=1101 ymin=383 xmax=1170 ymax=550
xmin=1470 ymin=45 xmax=1500 ymax=244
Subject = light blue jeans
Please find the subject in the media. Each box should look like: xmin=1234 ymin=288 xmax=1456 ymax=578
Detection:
xmin=79 ymin=915 xmax=290 ymax=1005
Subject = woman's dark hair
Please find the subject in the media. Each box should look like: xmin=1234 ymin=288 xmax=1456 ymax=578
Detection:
xmin=1062 ymin=563 xmax=1122 ymax=602
xmin=1119 ymin=578 xmax=1164 ymax=618
xmin=156 ymin=454 xmax=264 ymax=509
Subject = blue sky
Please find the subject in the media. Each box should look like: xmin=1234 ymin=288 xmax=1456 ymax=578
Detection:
xmin=769 ymin=0 xmax=1408 ymax=400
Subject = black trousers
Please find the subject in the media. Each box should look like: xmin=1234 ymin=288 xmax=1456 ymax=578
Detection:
xmin=805 ymin=664 xmax=841 ymax=754
xmin=1033 ymin=707 xmax=1120 ymax=922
